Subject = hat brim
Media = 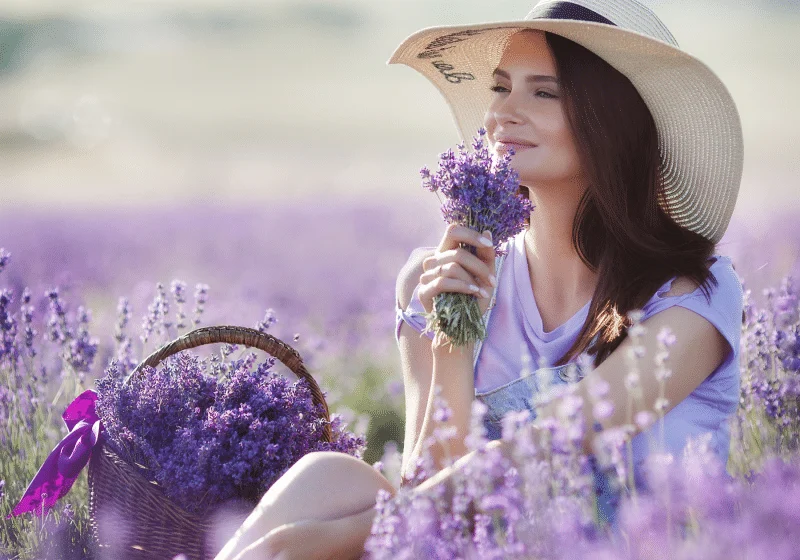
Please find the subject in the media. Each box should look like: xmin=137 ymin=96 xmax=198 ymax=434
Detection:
xmin=387 ymin=19 xmax=743 ymax=244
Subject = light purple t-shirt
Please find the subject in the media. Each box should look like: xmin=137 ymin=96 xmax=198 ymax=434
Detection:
xmin=395 ymin=229 xmax=744 ymax=470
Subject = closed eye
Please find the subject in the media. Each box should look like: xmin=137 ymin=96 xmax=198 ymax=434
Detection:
xmin=489 ymin=85 xmax=557 ymax=99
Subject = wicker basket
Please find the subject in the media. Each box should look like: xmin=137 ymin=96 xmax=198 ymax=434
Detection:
xmin=87 ymin=325 xmax=332 ymax=560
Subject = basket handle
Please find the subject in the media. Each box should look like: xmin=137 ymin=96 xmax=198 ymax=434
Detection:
xmin=126 ymin=325 xmax=332 ymax=442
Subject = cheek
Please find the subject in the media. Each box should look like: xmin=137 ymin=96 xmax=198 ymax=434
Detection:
xmin=549 ymin=116 xmax=581 ymax=164
xmin=542 ymin=110 xmax=572 ymax=145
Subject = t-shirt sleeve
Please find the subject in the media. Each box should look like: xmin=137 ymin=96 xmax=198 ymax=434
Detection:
xmin=640 ymin=255 xmax=744 ymax=366
xmin=395 ymin=281 xmax=435 ymax=344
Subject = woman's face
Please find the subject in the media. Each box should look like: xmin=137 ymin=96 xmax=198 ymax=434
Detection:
xmin=483 ymin=30 xmax=585 ymax=191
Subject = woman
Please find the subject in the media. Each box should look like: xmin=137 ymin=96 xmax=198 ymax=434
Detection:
xmin=216 ymin=1 xmax=744 ymax=558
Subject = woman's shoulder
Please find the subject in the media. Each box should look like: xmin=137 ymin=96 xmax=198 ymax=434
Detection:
xmin=641 ymin=254 xmax=744 ymax=353
xmin=654 ymin=255 xmax=741 ymax=302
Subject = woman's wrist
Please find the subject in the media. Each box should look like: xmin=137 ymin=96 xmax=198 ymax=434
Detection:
xmin=430 ymin=334 xmax=476 ymax=357
xmin=430 ymin=338 xmax=476 ymax=386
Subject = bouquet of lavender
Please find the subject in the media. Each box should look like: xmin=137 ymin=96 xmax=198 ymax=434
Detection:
xmin=95 ymin=351 xmax=365 ymax=515
xmin=420 ymin=127 xmax=533 ymax=347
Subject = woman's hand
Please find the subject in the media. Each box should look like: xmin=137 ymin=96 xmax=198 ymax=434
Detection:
xmin=417 ymin=224 xmax=497 ymax=317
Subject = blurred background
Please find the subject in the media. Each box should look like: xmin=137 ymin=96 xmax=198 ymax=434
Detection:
xmin=0 ymin=0 xmax=798 ymax=223
xmin=0 ymin=0 xmax=798 ymax=484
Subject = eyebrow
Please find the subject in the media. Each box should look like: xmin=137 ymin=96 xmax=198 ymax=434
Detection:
xmin=492 ymin=68 xmax=560 ymax=84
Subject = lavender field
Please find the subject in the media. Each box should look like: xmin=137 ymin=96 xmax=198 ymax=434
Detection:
xmin=1 ymin=199 xmax=800 ymax=559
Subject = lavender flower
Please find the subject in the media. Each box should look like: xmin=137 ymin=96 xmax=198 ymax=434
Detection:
xmin=738 ymin=276 xmax=800 ymax=453
xmin=0 ymin=248 xmax=9 ymax=275
xmin=6 ymin=203 xmax=800 ymax=557
xmin=420 ymin=127 xmax=534 ymax=347
xmin=771 ymin=276 xmax=800 ymax=373
xmin=114 ymin=297 xmax=130 ymax=346
xmin=45 ymin=288 xmax=70 ymax=346
xmin=95 ymin=352 xmax=365 ymax=515
xmin=192 ymin=283 xmax=210 ymax=328
xmin=141 ymin=282 xmax=171 ymax=346
xmin=61 ymin=502 xmax=75 ymax=521
xmin=113 ymin=297 xmax=136 ymax=372
xmin=155 ymin=282 xmax=171 ymax=336
xmin=66 ymin=306 xmax=98 ymax=373
xmin=0 ymin=288 xmax=18 ymax=367
xmin=256 ymin=308 xmax=278 ymax=333
xmin=170 ymin=280 xmax=188 ymax=330
xmin=421 ymin=129 xmax=532 ymax=252
xmin=20 ymin=288 xmax=37 ymax=359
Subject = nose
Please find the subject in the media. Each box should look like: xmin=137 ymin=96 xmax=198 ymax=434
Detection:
xmin=485 ymin=89 xmax=527 ymax=131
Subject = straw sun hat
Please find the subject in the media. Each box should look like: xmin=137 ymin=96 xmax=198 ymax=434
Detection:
xmin=387 ymin=0 xmax=744 ymax=244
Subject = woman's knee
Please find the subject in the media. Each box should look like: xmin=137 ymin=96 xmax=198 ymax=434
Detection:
xmin=294 ymin=451 xmax=398 ymax=499
xmin=297 ymin=450 xmax=353 ymax=466
xmin=289 ymin=451 xmax=356 ymax=478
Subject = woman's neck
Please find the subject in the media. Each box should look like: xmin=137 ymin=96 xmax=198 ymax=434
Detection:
xmin=524 ymin=196 xmax=598 ymax=311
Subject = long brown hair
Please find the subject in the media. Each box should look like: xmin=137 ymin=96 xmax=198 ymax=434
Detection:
xmin=518 ymin=30 xmax=719 ymax=368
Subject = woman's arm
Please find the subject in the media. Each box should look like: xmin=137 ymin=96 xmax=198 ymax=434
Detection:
xmin=395 ymin=249 xmax=436 ymax=481
xmin=406 ymin=339 xmax=477 ymax=478
xmin=396 ymin=259 xmax=477 ymax=480
xmin=396 ymin=225 xmax=496 ymax=483
xmin=535 ymin=304 xmax=730 ymax=457
xmin=402 ymin=303 xmax=730 ymax=509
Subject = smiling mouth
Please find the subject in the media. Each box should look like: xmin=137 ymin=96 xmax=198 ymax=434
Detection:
xmin=495 ymin=141 xmax=537 ymax=153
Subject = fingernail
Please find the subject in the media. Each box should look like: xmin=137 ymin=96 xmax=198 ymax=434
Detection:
xmin=488 ymin=275 xmax=497 ymax=287
xmin=479 ymin=288 xmax=489 ymax=298
xmin=479 ymin=236 xmax=493 ymax=247
xmin=469 ymin=284 xmax=480 ymax=292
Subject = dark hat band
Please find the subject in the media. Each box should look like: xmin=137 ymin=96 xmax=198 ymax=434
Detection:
xmin=527 ymin=2 xmax=617 ymax=26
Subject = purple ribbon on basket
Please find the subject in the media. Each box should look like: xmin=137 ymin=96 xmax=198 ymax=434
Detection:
xmin=9 ymin=389 xmax=104 ymax=517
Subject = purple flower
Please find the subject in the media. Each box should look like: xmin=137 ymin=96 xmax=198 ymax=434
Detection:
xmin=421 ymin=128 xmax=532 ymax=254
xmin=95 ymin=352 xmax=365 ymax=515
xmin=0 ymin=248 xmax=9 ymax=275
xmin=431 ymin=385 xmax=453 ymax=424
xmin=192 ymin=283 xmax=210 ymax=328
xmin=770 ymin=276 xmax=800 ymax=373
xmin=20 ymin=288 xmax=37 ymax=359
xmin=61 ymin=502 xmax=75 ymax=521
xmin=114 ymin=297 xmax=130 ymax=344
xmin=141 ymin=282 xmax=172 ymax=346
xmin=45 ymin=288 xmax=70 ymax=345
xmin=656 ymin=326 xmax=677 ymax=348
xmin=170 ymin=280 xmax=188 ymax=330
xmin=67 ymin=306 xmax=98 ymax=373
xmin=420 ymin=127 xmax=534 ymax=347
xmin=256 ymin=308 xmax=278 ymax=333
xmin=0 ymin=288 xmax=18 ymax=366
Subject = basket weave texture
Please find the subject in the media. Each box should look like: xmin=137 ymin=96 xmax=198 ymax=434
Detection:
xmin=87 ymin=326 xmax=331 ymax=560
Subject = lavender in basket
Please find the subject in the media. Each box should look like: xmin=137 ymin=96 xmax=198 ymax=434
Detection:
xmin=95 ymin=351 xmax=365 ymax=515
xmin=420 ymin=127 xmax=534 ymax=347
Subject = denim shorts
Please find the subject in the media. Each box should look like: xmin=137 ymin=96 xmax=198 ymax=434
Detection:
xmin=474 ymin=362 xmax=621 ymax=527
xmin=474 ymin=362 xmax=586 ymax=437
